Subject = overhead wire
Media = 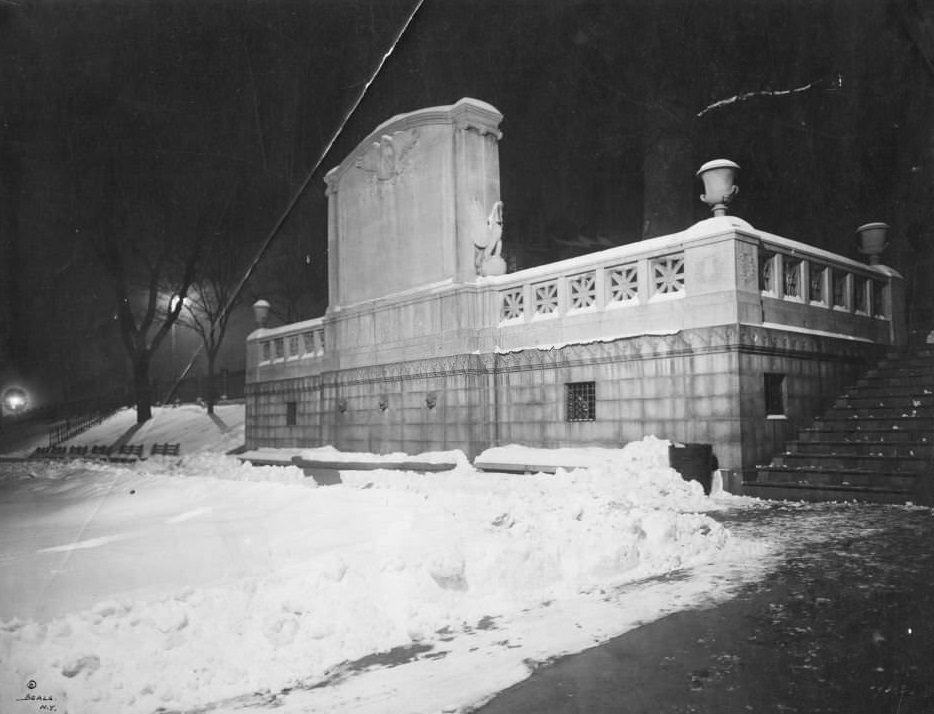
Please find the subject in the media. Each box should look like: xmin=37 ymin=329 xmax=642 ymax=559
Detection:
xmin=164 ymin=0 xmax=427 ymax=403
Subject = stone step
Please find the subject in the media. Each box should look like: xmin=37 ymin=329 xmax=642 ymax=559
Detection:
xmin=742 ymin=481 xmax=915 ymax=505
xmin=788 ymin=440 xmax=934 ymax=458
xmin=834 ymin=395 xmax=934 ymax=409
xmin=850 ymin=385 xmax=934 ymax=398
xmin=755 ymin=465 xmax=919 ymax=490
xmin=856 ymin=375 xmax=934 ymax=389
xmin=880 ymin=352 xmax=934 ymax=365
xmin=797 ymin=428 xmax=931 ymax=445
xmin=808 ymin=416 xmax=934 ymax=432
xmin=772 ymin=452 xmax=928 ymax=472
xmin=866 ymin=359 xmax=934 ymax=377
xmin=824 ymin=405 xmax=934 ymax=419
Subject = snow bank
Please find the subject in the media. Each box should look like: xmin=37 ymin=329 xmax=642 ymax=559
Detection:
xmin=1 ymin=437 xmax=744 ymax=714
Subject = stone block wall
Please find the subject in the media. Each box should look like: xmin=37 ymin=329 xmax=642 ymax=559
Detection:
xmin=246 ymin=323 xmax=882 ymax=472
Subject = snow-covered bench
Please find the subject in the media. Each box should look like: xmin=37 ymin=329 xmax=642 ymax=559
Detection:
xmin=150 ymin=442 xmax=181 ymax=457
xmin=109 ymin=444 xmax=144 ymax=463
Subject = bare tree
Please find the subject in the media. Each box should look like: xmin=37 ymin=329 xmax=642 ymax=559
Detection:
xmin=170 ymin=232 xmax=245 ymax=415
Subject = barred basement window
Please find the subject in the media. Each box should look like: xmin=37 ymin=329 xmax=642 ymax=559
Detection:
xmin=566 ymin=381 xmax=596 ymax=422
xmin=286 ymin=401 xmax=297 ymax=426
xmin=764 ymin=373 xmax=786 ymax=417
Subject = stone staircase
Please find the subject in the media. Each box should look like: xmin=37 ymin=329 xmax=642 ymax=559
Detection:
xmin=745 ymin=346 xmax=934 ymax=504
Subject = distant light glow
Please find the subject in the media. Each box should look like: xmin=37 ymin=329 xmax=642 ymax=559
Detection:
xmin=2 ymin=387 xmax=29 ymax=413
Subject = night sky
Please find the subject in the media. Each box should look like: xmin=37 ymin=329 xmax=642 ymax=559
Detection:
xmin=1 ymin=0 xmax=932 ymax=409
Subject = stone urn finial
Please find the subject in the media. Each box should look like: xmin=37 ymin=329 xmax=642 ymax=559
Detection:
xmin=252 ymin=299 xmax=271 ymax=328
xmin=697 ymin=159 xmax=740 ymax=217
xmin=856 ymin=222 xmax=889 ymax=265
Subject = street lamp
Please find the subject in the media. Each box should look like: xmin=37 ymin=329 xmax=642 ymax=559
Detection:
xmin=2 ymin=387 xmax=29 ymax=415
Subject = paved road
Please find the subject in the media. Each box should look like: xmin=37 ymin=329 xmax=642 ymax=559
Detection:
xmin=474 ymin=502 xmax=934 ymax=714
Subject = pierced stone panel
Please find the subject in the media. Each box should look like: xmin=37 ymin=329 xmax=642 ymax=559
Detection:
xmin=809 ymin=263 xmax=827 ymax=304
xmin=261 ymin=341 xmax=272 ymax=362
xmin=651 ymin=254 xmax=685 ymax=295
xmin=782 ymin=256 xmax=802 ymax=299
xmin=759 ymin=250 xmax=776 ymax=292
xmin=569 ymin=271 xmax=597 ymax=309
xmin=288 ymin=335 xmax=300 ymax=358
xmin=533 ymin=280 xmax=559 ymax=315
xmin=607 ymin=264 xmax=638 ymax=304
xmin=303 ymin=331 xmax=316 ymax=355
xmin=500 ymin=287 xmax=525 ymax=321
xmin=872 ymin=279 xmax=885 ymax=317
xmin=854 ymin=277 xmax=869 ymax=313
xmin=832 ymin=269 xmax=848 ymax=308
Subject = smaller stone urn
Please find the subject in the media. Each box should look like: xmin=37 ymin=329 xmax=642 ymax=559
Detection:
xmin=697 ymin=159 xmax=740 ymax=217
xmin=856 ymin=222 xmax=889 ymax=265
xmin=252 ymin=299 xmax=271 ymax=328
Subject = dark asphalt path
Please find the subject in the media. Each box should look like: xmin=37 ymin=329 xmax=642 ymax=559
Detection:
xmin=473 ymin=502 xmax=934 ymax=714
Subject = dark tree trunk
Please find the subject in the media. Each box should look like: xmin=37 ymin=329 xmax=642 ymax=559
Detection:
xmin=205 ymin=352 xmax=216 ymax=415
xmin=642 ymin=96 xmax=695 ymax=238
xmin=133 ymin=356 xmax=153 ymax=423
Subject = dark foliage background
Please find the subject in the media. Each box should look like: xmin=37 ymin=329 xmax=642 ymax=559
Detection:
xmin=1 ymin=0 xmax=932 ymax=409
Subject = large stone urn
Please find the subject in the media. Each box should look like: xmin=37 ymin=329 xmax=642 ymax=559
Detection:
xmin=856 ymin=222 xmax=889 ymax=265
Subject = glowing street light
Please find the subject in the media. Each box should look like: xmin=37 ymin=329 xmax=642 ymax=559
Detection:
xmin=2 ymin=387 xmax=29 ymax=414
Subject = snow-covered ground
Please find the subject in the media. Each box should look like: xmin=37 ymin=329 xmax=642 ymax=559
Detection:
xmin=0 ymin=405 xmax=776 ymax=714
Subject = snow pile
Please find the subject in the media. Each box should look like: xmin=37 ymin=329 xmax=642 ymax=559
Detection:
xmin=1 ymin=437 xmax=747 ymax=714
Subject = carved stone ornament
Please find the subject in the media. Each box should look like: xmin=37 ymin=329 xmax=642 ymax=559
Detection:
xmin=378 ymin=394 xmax=389 ymax=411
xmin=337 ymin=398 xmax=347 ymax=414
xmin=355 ymin=129 xmax=419 ymax=181
xmin=474 ymin=200 xmax=507 ymax=276
xmin=425 ymin=392 xmax=438 ymax=410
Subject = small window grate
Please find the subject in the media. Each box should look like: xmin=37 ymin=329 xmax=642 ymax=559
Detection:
xmin=566 ymin=381 xmax=596 ymax=422
xmin=286 ymin=401 xmax=297 ymax=426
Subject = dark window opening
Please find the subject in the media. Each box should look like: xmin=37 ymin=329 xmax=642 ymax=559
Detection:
xmin=566 ymin=381 xmax=596 ymax=422
xmin=286 ymin=401 xmax=297 ymax=426
xmin=764 ymin=373 xmax=786 ymax=416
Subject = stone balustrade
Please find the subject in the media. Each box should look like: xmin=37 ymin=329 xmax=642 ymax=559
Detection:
xmin=248 ymin=316 xmax=327 ymax=381
xmin=483 ymin=216 xmax=904 ymax=353
xmin=247 ymin=217 xmax=904 ymax=380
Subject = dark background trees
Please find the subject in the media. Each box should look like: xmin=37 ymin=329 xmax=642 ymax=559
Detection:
xmin=1 ymin=0 xmax=932 ymax=415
